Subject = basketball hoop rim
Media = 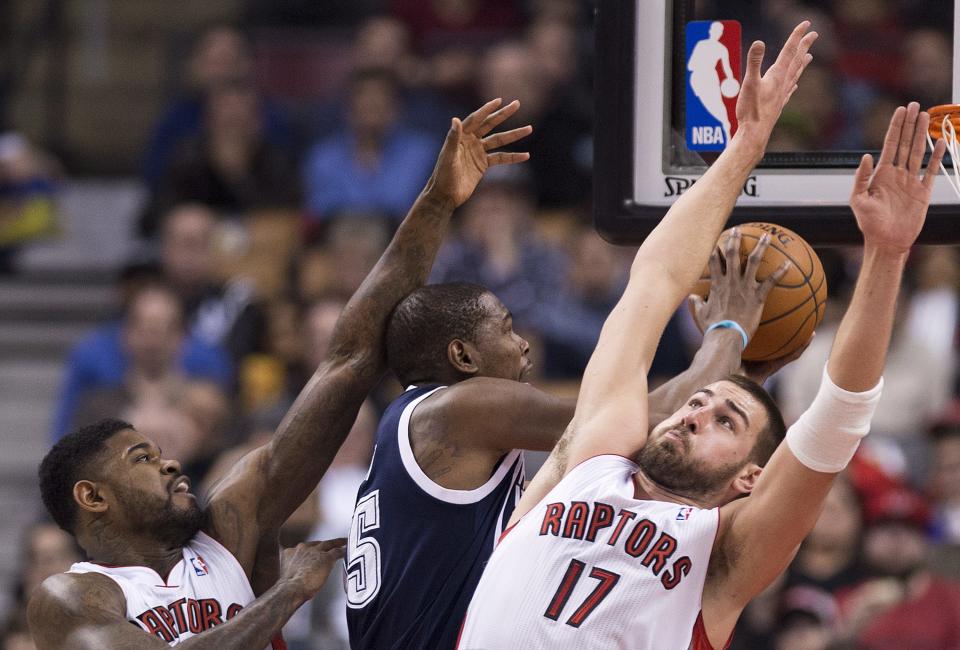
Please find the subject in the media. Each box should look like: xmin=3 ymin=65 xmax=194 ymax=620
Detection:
xmin=927 ymin=104 xmax=960 ymax=139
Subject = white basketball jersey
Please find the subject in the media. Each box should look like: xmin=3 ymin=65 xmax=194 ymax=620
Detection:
xmin=458 ymin=455 xmax=721 ymax=650
xmin=69 ymin=531 xmax=282 ymax=648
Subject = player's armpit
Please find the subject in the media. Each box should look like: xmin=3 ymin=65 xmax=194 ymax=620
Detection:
xmin=28 ymin=572 xmax=167 ymax=650
xmin=702 ymin=443 xmax=835 ymax=634
xmin=414 ymin=377 xmax=575 ymax=454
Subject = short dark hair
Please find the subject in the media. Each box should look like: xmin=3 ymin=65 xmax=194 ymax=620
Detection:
xmin=386 ymin=283 xmax=492 ymax=386
xmin=722 ymin=374 xmax=786 ymax=466
xmin=39 ymin=419 xmax=133 ymax=534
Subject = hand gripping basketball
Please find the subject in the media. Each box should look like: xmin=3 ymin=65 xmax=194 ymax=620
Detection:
xmin=692 ymin=223 xmax=827 ymax=361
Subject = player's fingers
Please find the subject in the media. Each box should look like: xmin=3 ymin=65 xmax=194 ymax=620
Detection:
xmin=852 ymin=153 xmax=874 ymax=196
xmin=878 ymin=106 xmax=906 ymax=166
xmin=760 ymin=261 xmax=791 ymax=299
xmin=487 ymin=151 xmax=530 ymax=166
xmin=707 ymin=246 xmax=723 ymax=280
xmin=688 ymin=294 xmax=706 ymax=323
xmin=896 ymin=102 xmax=920 ymax=168
xmin=923 ymin=138 xmax=947 ymax=189
xmin=319 ymin=538 xmax=347 ymax=551
xmin=724 ymin=228 xmax=742 ymax=276
xmin=784 ymin=32 xmax=817 ymax=85
xmin=744 ymin=233 xmax=771 ymax=282
xmin=743 ymin=41 xmax=765 ymax=85
xmin=461 ymin=98 xmax=503 ymax=132
xmin=771 ymin=21 xmax=811 ymax=75
xmin=908 ymin=111 xmax=931 ymax=174
xmin=482 ymin=125 xmax=533 ymax=150
xmin=477 ymin=99 xmax=521 ymax=136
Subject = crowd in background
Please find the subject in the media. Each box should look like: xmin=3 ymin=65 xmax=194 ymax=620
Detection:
xmin=1 ymin=0 xmax=960 ymax=648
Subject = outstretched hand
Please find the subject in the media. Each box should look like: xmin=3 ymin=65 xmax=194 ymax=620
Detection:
xmin=689 ymin=229 xmax=789 ymax=340
xmin=735 ymin=21 xmax=818 ymax=151
xmin=424 ymin=98 xmax=532 ymax=208
xmin=849 ymin=102 xmax=947 ymax=253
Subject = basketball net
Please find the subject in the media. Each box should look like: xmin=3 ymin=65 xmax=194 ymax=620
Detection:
xmin=927 ymin=111 xmax=960 ymax=198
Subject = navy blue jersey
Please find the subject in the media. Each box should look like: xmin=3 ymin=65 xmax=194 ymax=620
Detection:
xmin=345 ymin=385 xmax=525 ymax=650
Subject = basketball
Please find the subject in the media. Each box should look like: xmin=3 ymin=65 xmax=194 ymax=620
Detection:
xmin=720 ymin=78 xmax=740 ymax=98
xmin=692 ymin=222 xmax=827 ymax=361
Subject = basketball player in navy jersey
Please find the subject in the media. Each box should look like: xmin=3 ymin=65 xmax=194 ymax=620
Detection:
xmin=26 ymin=98 xmax=533 ymax=648
xmin=461 ymin=36 xmax=948 ymax=650
xmin=345 ymin=122 xmax=803 ymax=650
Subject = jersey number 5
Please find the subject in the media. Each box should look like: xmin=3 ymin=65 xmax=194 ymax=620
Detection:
xmin=544 ymin=559 xmax=621 ymax=627
xmin=346 ymin=490 xmax=382 ymax=608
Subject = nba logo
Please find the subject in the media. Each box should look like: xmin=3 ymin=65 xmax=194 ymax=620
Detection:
xmin=190 ymin=556 xmax=209 ymax=577
xmin=685 ymin=20 xmax=742 ymax=151
xmin=676 ymin=507 xmax=694 ymax=521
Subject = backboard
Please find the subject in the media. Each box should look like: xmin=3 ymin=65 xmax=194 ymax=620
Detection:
xmin=594 ymin=0 xmax=960 ymax=244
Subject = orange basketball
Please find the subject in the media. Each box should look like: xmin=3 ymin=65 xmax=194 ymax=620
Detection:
xmin=692 ymin=223 xmax=827 ymax=362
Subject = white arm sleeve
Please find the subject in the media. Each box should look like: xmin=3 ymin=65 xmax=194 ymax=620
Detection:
xmin=785 ymin=364 xmax=883 ymax=473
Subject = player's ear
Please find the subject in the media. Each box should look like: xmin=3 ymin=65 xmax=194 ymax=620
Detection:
xmin=448 ymin=339 xmax=480 ymax=375
xmin=74 ymin=480 xmax=109 ymax=515
xmin=731 ymin=463 xmax=762 ymax=496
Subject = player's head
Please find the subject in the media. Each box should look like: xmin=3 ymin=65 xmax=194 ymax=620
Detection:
xmin=709 ymin=21 xmax=724 ymax=39
xmin=386 ymin=282 xmax=532 ymax=386
xmin=641 ymin=375 xmax=786 ymax=506
xmin=39 ymin=419 xmax=203 ymax=551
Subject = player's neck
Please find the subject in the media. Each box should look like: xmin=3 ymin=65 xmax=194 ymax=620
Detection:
xmin=80 ymin=522 xmax=184 ymax=579
xmin=632 ymin=469 xmax=712 ymax=509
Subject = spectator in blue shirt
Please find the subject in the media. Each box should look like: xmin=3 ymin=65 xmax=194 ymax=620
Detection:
xmin=302 ymin=67 xmax=437 ymax=223
xmin=51 ymin=281 xmax=232 ymax=441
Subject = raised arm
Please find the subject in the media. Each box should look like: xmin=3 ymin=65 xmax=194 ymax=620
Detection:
xmin=703 ymin=103 xmax=946 ymax=644
xmin=28 ymin=539 xmax=344 ymax=650
xmin=203 ymin=100 xmax=532 ymax=566
xmin=507 ymin=230 xmax=789 ymax=526
xmin=560 ymin=22 xmax=817 ymax=470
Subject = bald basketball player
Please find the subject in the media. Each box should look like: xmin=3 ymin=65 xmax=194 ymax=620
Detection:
xmin=461 ymin=27 xmax=947 ymax=650
xmin=26 ymin=98 xmax=532 ymax=649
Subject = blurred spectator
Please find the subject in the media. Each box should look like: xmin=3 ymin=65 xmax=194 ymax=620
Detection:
xmin=779 ymin=288 xmax=952 ymax=483
xmin=841 ymin=486 xmax=960 ymax=648
xmin=0 ymin=133 xmax=60 ymax=273
xmin=900 ymin=28 xmax=953 ymax=109
xmin=906 ymin=246 xmax=959 ymax=360
xmin=389 ymin=0 xmax=524 ymax=99
xmin=3 ymin=522 xmax=81 ymax=642
xmin=772 ymin=585 xmax=839 ymax=650
xmin=540 ymin=227 xmax=626 ymax=378
xmin=159 ymin=203 xmax=268 ymax=366
xmin=833 ymin=0 xmax=905 ymax=94
xmin=430 ymin=166 xmax=566 ymax=337
xmin=142 ymin=75 xmax=300 ymax=235
xmin=311 ymin=16 xmax=458 ymax=145
xmin=140 ymin=25 xmax=293 ymax=198
xmin=477 ymin=41 xmax=592 ymax=209
xmin=303 ymin=68 xmax=436 ymax=223
xmin=930 ymin=426 xmax=960 ymax=545
xmin=51 ymin=281 xmax=232 ymax=440
xmin=788 ymin=477 xmax=866 ymax=592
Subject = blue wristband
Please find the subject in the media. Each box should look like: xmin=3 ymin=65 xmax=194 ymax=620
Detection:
xmin=705 ymin=320 xmax=749 ymax=351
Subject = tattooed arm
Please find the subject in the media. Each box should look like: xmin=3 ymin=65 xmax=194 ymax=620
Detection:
xmin=202 ymin=99 xmax=533 ymax=572
xmin=28 ymin=540 xmax=345 ymax=649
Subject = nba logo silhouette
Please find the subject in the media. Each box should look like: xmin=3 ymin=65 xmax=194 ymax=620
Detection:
xmin=685 ymin=20 xmax=742 ymax=151
xmin=191 ymin=556 xmax=209 ymax=577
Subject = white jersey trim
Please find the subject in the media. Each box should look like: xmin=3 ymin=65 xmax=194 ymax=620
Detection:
xmin=398 ymin=385 xmax=523 ymax=504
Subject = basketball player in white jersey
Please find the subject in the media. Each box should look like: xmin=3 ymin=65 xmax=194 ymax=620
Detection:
xmin=25 ymin=98 xmax=533 ymax=649
xmin=460 ymin=25 xmax=948 ymax=650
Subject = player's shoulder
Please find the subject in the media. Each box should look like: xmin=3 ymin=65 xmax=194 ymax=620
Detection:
xmin=29 ymin=571 xmax=126 ymax=620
